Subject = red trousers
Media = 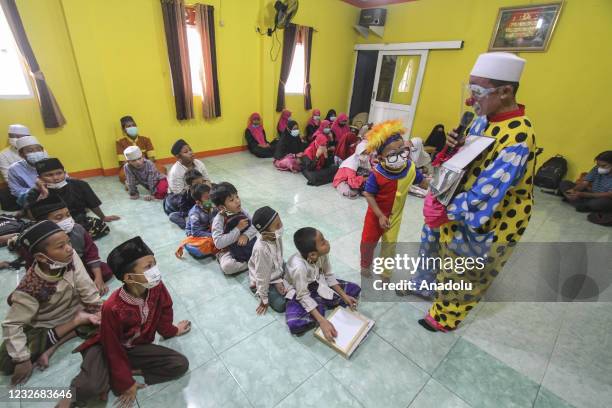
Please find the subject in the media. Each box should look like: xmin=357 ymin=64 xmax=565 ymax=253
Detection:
xmin=154 ymin=178 xmax=169 ymax=199
xmin=360 ymin=208 xmax=385 ymax=269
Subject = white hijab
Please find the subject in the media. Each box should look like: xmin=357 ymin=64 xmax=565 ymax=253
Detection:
xmin=340 ymin=140 xmax=369 ymax=171
xmin=408 ymin=137 xmax=431 ymax=168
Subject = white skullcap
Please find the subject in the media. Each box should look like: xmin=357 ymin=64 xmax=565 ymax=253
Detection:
xmin=470 ymin=52 xmax=526 ymax=82
xmin=15 ymin=136 xmax=41 ymax=151
xmin=124 ymin=145 xmax=143 ymax=161
xmin=8 ymin=124 xmax=30 ymax=136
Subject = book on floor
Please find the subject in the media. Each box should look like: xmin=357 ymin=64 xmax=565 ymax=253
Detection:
xmin=314 ymin=306 xmax=375 ymax=359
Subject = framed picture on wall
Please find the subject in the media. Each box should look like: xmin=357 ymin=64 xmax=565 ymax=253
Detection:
xmin=488 ymin=2 xmax=563 ymax=52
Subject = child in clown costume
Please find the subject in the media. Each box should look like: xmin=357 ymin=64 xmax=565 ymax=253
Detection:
xmin=359 ymin=120 xmax=428 ymax=278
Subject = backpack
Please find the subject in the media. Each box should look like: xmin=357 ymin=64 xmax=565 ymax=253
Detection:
xmin=0 ymin=214 xmax=31 ymax=237
xmin=534 ymin=155 xmax=567 ymax=190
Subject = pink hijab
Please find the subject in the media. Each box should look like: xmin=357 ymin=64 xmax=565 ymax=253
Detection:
xmin=304 ymin=120 xmax=331 ymax=165
xmin=247 ymin=113 xmax=266 ymax=145
xmin=307 ymin=109 xmax=321 ymax=128
xmin=331 ymin=113 xmax=350 ymax=140
xmin=277 ymin=109 xmax=292 ymax=133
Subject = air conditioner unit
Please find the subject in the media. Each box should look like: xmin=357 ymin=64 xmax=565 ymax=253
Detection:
xmin=355 ymin=8 xmax=387 ymax=38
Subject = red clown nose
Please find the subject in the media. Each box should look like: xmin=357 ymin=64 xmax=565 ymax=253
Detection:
xmin=465 ymin=97 xmax=475 ymax=107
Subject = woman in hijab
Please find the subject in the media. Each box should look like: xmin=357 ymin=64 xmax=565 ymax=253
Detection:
xmin=301 ymin=120 xmax=338 ymax=186
xmin=276 ymin=109 xmax=292 ymax=139
xmin=305 ymin=109 xmax=321 ymax=142
xmin=424 ymin=123 xmax=446 ymax=156
xmin=325 ymin=109 xmax=337 ymax=122
xmin=406 ymin=137 xmax=433 ymax=197
xmin=273 ymin=120 xmax=309 ymax=172
xmin=333 ymin=140 xmax=371 ymax=199
xmin=245 ymin=113 xmax=274 ymax=158
xmin=333 ymin=113 xmax=358 ymax=161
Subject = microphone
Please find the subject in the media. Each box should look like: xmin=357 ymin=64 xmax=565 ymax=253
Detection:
xmin=447 ymin=111 xmax=475 ymax=155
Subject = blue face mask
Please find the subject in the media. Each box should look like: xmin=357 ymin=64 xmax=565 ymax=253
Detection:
xmin=26 ymin=151 xmax=48 ymax=165
xmin=290 ymin=129 xmax=300 ymax=137
xmin=125 ymin=126 xmax=138 ymax=138
xmin=251 ymin=124 xmax=260 ymax=128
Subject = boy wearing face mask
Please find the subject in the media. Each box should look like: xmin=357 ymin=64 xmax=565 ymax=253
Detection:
xmin=561 ymin=150 xmax=612 ymax=215
xmin=123 ymin=146 xmax=168 ymax=201
xmin=25 ymin=195 xmax=113 ymax=295
xmin=0 ymin=124 xmax=30 ymax=182
xmin=22 ymin=158 xmax=120 ymax=240
xmin=60 ymin=236 xmax=190 ymax=408
xmin=360 ymin=120 xmax=426 ymax=278
xmin=116 ymin=116 xmax=166 ymax=185
xmin=249 ymin=206 xmax=294 ymax=315
xmin=7 ymin=135 xmax=49 ymax=205
xmin=285 ymin=227 xmax=360 ymax=339
xmin=210 ymin=182 xmax=257 ymax=275
xmin=175 ymin=183 xmax=218 ymax=259
xmin=0 ymin=221 xmax=102 ymax=385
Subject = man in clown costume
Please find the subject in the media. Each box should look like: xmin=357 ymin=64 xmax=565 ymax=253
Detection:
xmin=360 ymin=120 xmax=427 ymax=279
xmin=418 ymin=52 xmax=538 ymax=332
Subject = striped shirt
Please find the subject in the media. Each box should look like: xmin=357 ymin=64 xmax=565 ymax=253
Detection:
xmin=585 ymin=167 xmax=612 ymax=193
xmin=124 ymin=159 xmax=166 ymax=196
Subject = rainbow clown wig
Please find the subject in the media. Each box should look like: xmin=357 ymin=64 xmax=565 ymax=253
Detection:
xmin=365 ymin=120 xmax=406 ymax=155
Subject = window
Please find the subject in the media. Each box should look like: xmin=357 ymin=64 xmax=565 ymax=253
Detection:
xmin=0 ymin=6 xmax=32 ymax=98
xmin=285 ymin=42 xmax=305 ymax=94
xmin=186 ymin=24 xmax=204 ymax=97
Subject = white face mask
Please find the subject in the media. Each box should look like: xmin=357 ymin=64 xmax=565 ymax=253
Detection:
xmin=47 ymin=179 xmax=68 ymax=189
xmin=274 ymin=226 xmax=284 ymax=240
xmin=323 ymin=128 xmax=331 ymax=134
xmin=385 ymin=156 xmax=407 ymax=170
xmin=329 ymin=116 xmax=337 ymax=121
xmin=129 ymin=265 xmax=162 ymax=289
xmin=598 ymin=167 xmax=611 ymax=175
xmin=37 ymin=252 xmax=71 ymax=270
xmin=313 ymin=115 xmax=320 ymax=121
xmin=57 ymin=217 xmax=75 ymax=233
xmin=26 ymin=151 xmax=48 ymax=164
xmin=8 ymin=138 xmax=18 ymax=149
xmin=290 ymin=129 xmax=300 ymax=137
xmin=359 ymin=155 xmax=370 ymax=168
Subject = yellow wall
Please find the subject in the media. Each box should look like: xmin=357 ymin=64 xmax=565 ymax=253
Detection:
xmin=0 ymin=0 xmax=100 ymax=174
xmin=258 ymin=0 xmax=359 ymax=136
xmin=356 ymin=0 xmax=612 ymax=179
xmin=0 ymin=0 xmax=358 ymax=174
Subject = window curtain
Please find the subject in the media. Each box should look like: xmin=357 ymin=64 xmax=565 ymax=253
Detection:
xmin=275 ymin=23 xmax=298 ymax=112
xmin=0 ymin=0 xmax=65 ymax=129
xmin=194 ymin=4 xmax=221 ymax=119
xmin=160 ymin=0 xmax=193 ymax=120
xmin=300 ymin=25 xmax=314 ymax=110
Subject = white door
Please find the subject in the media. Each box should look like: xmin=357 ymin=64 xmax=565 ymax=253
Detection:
xmin=369 ymin=50 xmax=428 ymax=135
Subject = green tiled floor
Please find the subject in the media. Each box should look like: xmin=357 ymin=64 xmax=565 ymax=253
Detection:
xmin=1 ymin=151 xmax=611 ymax=408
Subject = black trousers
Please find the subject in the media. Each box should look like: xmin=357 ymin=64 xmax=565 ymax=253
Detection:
xmin=559 ymin=180 xmax=612 ymax=213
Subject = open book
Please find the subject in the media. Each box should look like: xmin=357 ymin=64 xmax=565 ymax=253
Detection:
xmin=314 ymin=307 xmax=375 ymax=359
xmin=430 ymin=135 xmax=496 ymax=205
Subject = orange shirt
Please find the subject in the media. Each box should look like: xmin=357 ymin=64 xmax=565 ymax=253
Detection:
xmin=116 ymin=136 xmax=156 ymax=164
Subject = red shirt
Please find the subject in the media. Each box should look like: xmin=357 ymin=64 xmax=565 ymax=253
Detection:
xmin=76 ymin=282 xmax=178 ymax=394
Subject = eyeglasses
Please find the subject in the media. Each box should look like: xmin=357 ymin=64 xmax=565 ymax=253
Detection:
xmin=385 ymin=148 xmax=409 ymax=163
xmin=468 ymin=84 xmax=499 ymax=98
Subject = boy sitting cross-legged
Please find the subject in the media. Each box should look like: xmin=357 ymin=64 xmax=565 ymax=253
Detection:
xmin=285 ymin=227 xmax=361 ymax=341
xmin=210 ymin=182 xmax=257 ymax=275
xmin=175 ymin=183 xmax=218 ymax=260
xmin=60 ymin=236 xmax=191 ymax=407
xmin=0 ymin=221 xmax=102 ymax=385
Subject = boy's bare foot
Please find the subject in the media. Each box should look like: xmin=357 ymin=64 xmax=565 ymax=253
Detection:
xmin=360 ymin=267 xmax=372 ymax=278
xmin=35 ymin=350 xmax=52 ymax=370
xmin=274 ymin=282 xmax=286 ymax=295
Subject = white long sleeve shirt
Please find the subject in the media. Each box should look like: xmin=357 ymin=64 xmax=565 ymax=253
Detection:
xmin=285 ymin=253 xmax=339 ymax=313
xmin=248 ymin=236 xmax=291 ymax=304
xmin=166 ymin=159 xmax=210 ymax=194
